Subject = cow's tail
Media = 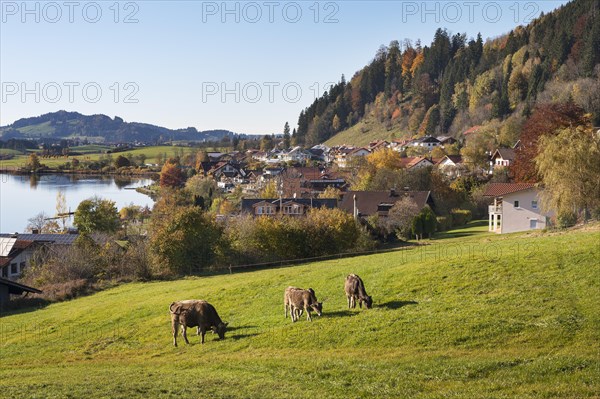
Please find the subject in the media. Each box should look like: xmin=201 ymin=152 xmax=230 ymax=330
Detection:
xmin=169 ymin=302 xmax=180 ymax=314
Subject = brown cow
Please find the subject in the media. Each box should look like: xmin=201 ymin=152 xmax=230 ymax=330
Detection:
xmin=284 ymin=286 xmax=322 ymax=322
xmin=345 ymin=274 xmax=373 ymax=309
xmin=169 ymin=300 xmax=228 ymax=346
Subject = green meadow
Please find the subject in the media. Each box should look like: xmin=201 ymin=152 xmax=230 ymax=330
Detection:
xmin=1 ymin=223 xmax=598 ymax=398
xmin=0 ymin=145 xmax=195 ymax=169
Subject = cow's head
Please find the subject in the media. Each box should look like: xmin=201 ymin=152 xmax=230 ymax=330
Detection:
xmin=362 ymin=296 xmax=373 ymax=309
xmin=212 ymin=322 xmax=228 ymax=340
xmin=311 ymin=302 xmax=323 ymax=316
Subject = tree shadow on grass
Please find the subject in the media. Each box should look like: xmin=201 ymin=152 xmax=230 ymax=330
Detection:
xmin=378 ymin=300 xmax=418 ymax=309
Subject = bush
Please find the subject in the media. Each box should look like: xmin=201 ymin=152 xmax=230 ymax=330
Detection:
xmin=436 ymin=215 xmax=453 ymax=232
xmin=450 ymin=209 xmax=472 ymax=226
xmin=224 ymin=209 xmax=373 ymax=265
xmin=20 ymin=234 xmax=153 ymax=302
xmin=556 ymin=212 xmax=577 ymax=229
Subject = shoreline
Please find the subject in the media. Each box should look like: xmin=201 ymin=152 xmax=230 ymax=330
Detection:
xmin=0 ymin=167 xmax=160 ymax=179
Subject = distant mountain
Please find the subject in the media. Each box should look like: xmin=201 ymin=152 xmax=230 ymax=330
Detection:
xmin=295 ymin=0 xmax=600 ymax=147
xmin=0 ymin=111 xmax=249 ymax=143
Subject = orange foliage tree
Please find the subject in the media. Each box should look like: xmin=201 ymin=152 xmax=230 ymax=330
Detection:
xmin=159 ymin=158 xmax=186 ymax=188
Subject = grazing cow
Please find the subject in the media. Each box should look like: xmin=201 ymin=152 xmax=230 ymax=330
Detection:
xmin=169 ymin=300 xmax=228 ymax=346
xmin=345 ymin=274 xmax=373 ymax=309
xmin=284 ymin=286 xmax=323 ymax=322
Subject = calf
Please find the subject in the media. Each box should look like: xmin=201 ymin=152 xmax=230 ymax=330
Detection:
xmin=345 ymin=274 xmax=373 ymax=309
xmin=284 ymin=286 xmax=322 ymax=322
xmin=169 ymin=300 xmax=228 ymax=346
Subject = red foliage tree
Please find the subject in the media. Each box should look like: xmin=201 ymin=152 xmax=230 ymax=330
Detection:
xmin=511 ymin=103 xmax=587 ymax=183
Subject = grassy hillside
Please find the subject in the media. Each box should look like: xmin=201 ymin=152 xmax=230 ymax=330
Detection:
xmin=1 ymin=223 xmax=598 ymax=398
xmin=325 ymin=115 xmax=408 ymax=147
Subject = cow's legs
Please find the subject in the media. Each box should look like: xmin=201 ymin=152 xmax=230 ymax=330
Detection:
xmin=347 ymin=295 xmax=351 ymax=309
xmin=200 ymin=327 xmax=206 ymax=344
xmin=181 ymin=325 xmax=190 ymax=345
xmin=172 ymin=320 xmax=179 ymax=347
xmin=305 ymin=305 xmax=312 ymax=321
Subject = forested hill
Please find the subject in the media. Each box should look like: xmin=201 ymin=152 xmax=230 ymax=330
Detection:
xmin=0 ymin=111 xmax=243 ymax=144
xmin=294 ymin=0 xmax=600 ymax=147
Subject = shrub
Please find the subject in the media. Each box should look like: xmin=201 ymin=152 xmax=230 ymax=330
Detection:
xmin=450 ymin=209 xmax=472 ymax=226
xmin=436 ymin=215 xmax=453 ymax=232
xmin=556 ymin=212 xmax=577 ymax=229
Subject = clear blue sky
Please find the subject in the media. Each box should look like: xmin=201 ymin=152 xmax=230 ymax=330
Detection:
xmin=1 ymin=1 xmax=568 ymax=135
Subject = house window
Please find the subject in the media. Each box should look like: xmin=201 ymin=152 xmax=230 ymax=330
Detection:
xmin=10 ymin=263 xmax=18 ymax=275
xmin=531 ymin=200 xmax=538 ymax=209
xmin=530 ymin=219 xmax=538 ymax=229
xmin=256 ymin=206 xmax=274 ymax=215
xmin=514 ymin=200 xmax=520 ymax=208
xmin=20 ymin=262 xmax=25 ymax=274
xmin=1 ymin=266 xmax=7 ymax=278
xmin=283 ymin=205 xmax=302 ymax=215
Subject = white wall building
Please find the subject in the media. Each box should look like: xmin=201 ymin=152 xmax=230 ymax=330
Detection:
xmin=484 ymin=183 xmax=552 ymax=234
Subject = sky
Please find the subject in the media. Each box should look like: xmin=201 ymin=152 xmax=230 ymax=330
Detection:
xmin=0 ymin=0 xmax=569 ymax=135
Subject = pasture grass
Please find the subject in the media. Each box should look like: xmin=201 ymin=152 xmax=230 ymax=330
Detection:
xmin=0 ymin=223 xmax=598 ymax=398
xmin=0 ymin=145 xmax=194 ymax=168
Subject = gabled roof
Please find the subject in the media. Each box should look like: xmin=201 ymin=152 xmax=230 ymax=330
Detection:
xmin=463 ymin=126 xmax=482 ymax=135
xmin=418 ymin=136 xmax=441 ymax=143
xmin=0 ymin=234 xmax=78 ymax=245
xmin=437 ymin=155 xmax=463 ymax=165
xmin=241 ymin=198 xmax=337 ymax=213
xmin=339 ymin=190 xmax=432 ymax=216
xmin=483 ymin=183 xmax=536 ymax=197
xmin=492 ymin=148 xmax=516 ymax=161
xmin=0 ymin=276 xmax=42 ymax=295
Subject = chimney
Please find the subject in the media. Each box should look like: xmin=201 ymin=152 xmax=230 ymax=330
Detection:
xmin=390 ymin=188 xmax=396 ymax=197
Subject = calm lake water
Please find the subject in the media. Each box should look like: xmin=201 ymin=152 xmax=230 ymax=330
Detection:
xmin=0 ymin=174 xmax=155 ymax=233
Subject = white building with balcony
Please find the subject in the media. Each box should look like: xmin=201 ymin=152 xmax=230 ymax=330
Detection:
xmin=483 ymin=183 xmax=552 ymax=234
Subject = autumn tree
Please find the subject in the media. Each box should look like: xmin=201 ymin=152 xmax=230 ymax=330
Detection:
xmin=318 ymin=186 xmax=342 ymax=199
xmin=159 ymin=158 xmax=186 ymax=188
xmin=26 ymin=212 xmax=60 ymax=234
xmin=259 ymin=180 xmax=279 ymax=199
xmin=365 ymin=148 xmax=404 ymax=170
xmin=385 ymin=197 xmax=420 ymax=240
xmin=535 ymin=125 xmax=600 ymax=220
xmin=149 ymin=206 xmax=223 ymax=274
xmin=512 ymin=103 xmax=587 ymax=182
xmin=26 ymin=152 xmax=41 ymax=170
xmin=185 ymin=174 xmax=218 ymax=210
xmin=114 ymin=155 xmax=130 ymax=168
xmin=74 ymin=196 xmax=120 ymax=234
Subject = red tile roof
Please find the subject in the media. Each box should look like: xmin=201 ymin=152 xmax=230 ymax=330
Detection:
xmin=463 ymin=125 xmax=482 ymax=135
xmin=483 ymin=183 xmax=536 ymax=197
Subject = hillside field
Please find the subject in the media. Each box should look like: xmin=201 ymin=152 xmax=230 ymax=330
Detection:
xmin=0 ymin=145 xmax=196 ymax=169
xmin=0 ymin=223 xmax=598 ymax=398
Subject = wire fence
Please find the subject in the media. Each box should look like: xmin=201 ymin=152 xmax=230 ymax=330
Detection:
xmin=198 ymin=243 xmax=423 ymax=276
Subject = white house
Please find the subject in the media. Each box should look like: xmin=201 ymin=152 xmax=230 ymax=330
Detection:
xmin=412 ymin=136 xmax=441 ymax=149
xmin=280 ymin=146 xmax=310 ymax=163
xmin=436 ymin=155 xmax=465 ymax=178
xmin=484 ymin=183 xmax=552 ymax=234
xmin=335 ymin=147 xmax=371 ymax=168
xmin=490 ymin=148 xmax=515 ymax=168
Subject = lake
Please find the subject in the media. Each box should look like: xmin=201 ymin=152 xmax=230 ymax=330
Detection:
xmin=0 ymin=173 xmax=155 ymax=233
